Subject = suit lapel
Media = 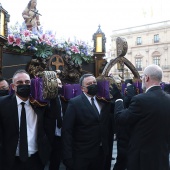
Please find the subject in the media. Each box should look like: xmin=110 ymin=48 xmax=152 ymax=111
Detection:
xmin=81 ymin=93 xmax=99 ymax=119
xmin=11 ymin=95 xmax=19 ymax=132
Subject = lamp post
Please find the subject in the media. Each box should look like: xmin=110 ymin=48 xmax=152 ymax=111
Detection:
xmin=0 ymin=3 xmax=10 ymax=38
xmin=0 ymin=3 xmax=10 ymax=75
xmin=92 ymin=25 xmax=106 ymax=77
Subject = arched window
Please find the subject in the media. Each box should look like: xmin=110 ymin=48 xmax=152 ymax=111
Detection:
xmin=152 ymin=51 xmax=161 ymax=66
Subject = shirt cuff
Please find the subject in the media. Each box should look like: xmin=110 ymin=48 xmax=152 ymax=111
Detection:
xmin=115 ymin=99 xmax=123 ymax=102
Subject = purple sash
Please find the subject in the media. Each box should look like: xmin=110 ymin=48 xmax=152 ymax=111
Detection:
xmin=61 ymin=84 xmax=82 ymax=100
xmin=31 ymin=77 xmax=49 ymax=103
xmin=97 ymin=80 xmax=110 ymax=100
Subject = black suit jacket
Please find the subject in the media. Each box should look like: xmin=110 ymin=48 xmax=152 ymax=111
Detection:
xmin=115 ymin=86 xmax=170 ymax=170
xmin=0 ymin=94 xmax=56 ymax=170
xmin=50 ymin=95 xmax=68 ymax=131
xmin=62 ymin=93 xmax=114 ymax=160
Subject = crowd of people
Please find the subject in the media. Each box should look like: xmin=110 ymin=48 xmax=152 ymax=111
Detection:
xmin=0 ymin=64 xmax=170 ymax=170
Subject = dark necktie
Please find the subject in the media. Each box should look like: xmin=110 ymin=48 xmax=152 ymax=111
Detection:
xmin=56 ymin=96 xmax=62 ymax=128
xmin=19 ymin=102 xmax=28 ymax=162
xmin=91 ymin=97 xmax=99 ymax=115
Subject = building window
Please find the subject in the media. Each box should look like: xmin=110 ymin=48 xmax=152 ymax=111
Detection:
xmin=153 ymin=56 xmax=160 ymax=66
xmin=136 ymin=37 xmax=142 ymax=45
xmin=135 ymin=58 xmax=142 ymax=71
xmin=154 ymin=34 xmax=159 ymax=43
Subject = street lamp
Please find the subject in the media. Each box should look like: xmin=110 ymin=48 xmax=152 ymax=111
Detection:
xmin=0 ymin=3 xmax=10 ymax=38
xmin=92 ymin=25 xmax=106 ymax=77
xmin=0 ymin=3 xmax=10 ymax=76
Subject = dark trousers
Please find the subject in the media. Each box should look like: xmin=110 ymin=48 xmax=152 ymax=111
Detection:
xmin=0 ymin=144 xmax=2 ymax=170
xmin=49 ymin=136 xmax=62 ymax=170
xmin=104 ymin=135 xmax=114 ymax=170
xmin=12 ymin=152 xmax=44 ymax=170
xmin=0 ymin=129 xmax=2 ymax=169
xmin=113 ymin=139 xmax=128 ymax=170
xmin=67 ymin=146 xmax=105 ymax=170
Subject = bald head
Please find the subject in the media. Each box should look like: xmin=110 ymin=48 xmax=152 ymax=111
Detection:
xmin=144 ymin=64 xmax=163 ymax=82
xmin=142 ymin=64 xmax=163 ymax=91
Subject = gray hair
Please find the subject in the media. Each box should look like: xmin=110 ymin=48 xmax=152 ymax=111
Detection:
xmin=79 ymin=74 xmax=95 ymax=86
xmin=144 ymin=64 xmax=163 ymax=82
xmin=12 ymin=69 xmax=30 ymax=83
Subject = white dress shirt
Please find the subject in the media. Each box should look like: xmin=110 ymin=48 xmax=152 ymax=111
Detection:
xmin=15 ymin=96 xmax=38 ymax=156
xmin=83 ymin=93 xmax=101 ymax=114
xmin=55 ymin=96 xmax=63 ymax=137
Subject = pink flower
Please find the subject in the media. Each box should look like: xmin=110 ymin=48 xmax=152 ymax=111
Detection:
xmin=50 ymin=34 xmax=55 ymax=39
xmin=41 ymin=34 xmax=47 ymax=40
xmin=8 ymin=35 xmax=15 ymax=44
xmin=44 ymin=39 xmax=51 ymax=46
xmin=15 ymin=38 xmax=21 ymax=46
xmin=23 ymin=30 xmax=30 ymax=37
xmin=71 ymin=45 xmax=79 ymax=53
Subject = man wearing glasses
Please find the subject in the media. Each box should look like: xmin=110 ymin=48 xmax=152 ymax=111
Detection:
xmin=62 ymin=74 xmax=115 ymax=170
xmin=0 ymin=69 xmax=56 ymax=170
xmin=111 ymin=64 xmax=170 ymax=170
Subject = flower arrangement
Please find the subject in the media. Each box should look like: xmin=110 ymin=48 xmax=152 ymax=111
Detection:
xmin=5 ymin=22 xmax=94 ymax=65
xmin=54 ymin=38 xmax=94 ymax=65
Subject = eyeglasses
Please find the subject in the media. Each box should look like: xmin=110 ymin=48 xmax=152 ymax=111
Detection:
xmin=82 ymin=82 xmax=97 ymax=87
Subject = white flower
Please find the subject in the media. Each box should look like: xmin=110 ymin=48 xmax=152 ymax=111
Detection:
xmin=19 ymin=45 xmax=24 ymax=49
xmin=30 ymin=34 xmax=39 ymax=40
xmin=25 ymin=36 xmax=31 ymax=42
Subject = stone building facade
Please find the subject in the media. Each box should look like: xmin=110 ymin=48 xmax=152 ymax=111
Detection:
xmin=108 ymin=20 xmax=170 ymax=82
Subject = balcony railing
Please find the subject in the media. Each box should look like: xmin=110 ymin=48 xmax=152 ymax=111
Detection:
xmin=135 ymin=41 xmax=142 ymax=45
xmin=153 ymin=38 xmax=160 ymax=43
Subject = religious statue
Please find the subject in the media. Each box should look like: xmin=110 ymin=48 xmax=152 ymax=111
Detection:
xmin=22 ymin=0 xmax=41 ymax=31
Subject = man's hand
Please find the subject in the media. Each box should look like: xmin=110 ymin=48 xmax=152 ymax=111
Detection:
xmin=63 ymin=158 xmax=73 ymax=169
xmin=110 ymin=84 xmax=122 ymax=100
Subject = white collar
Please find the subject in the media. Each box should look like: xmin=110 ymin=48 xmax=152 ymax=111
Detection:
xmin=83 ymin=92 xmax=96 ymax=100
xmin=16 ymin=95 xmax=30 ymax=106
xmin=146 ymin=85 xmax=160 ymax=92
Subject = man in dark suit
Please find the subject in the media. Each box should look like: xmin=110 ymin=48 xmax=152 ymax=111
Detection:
xmin=111 ymin=64 xmax=170 ymax=170
xmin=164 ymin=84 xmax=170 ymax=94
xmin=62 ymin=73 xmax=114 ymax=170
xmin=123 ymin=79 xmax=137 ymax=108
xmin=0 ymin=77 xmax=9 ymax=96
xmin=113 ymin=79 xmax=137 ymax=170
xmin=0 ymin=69 xmax=56 ymax=170
xmin=49 ymin=78 xmax=68 ymax=170
xmin=0 ymin=77 xmax=10 ymax=169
